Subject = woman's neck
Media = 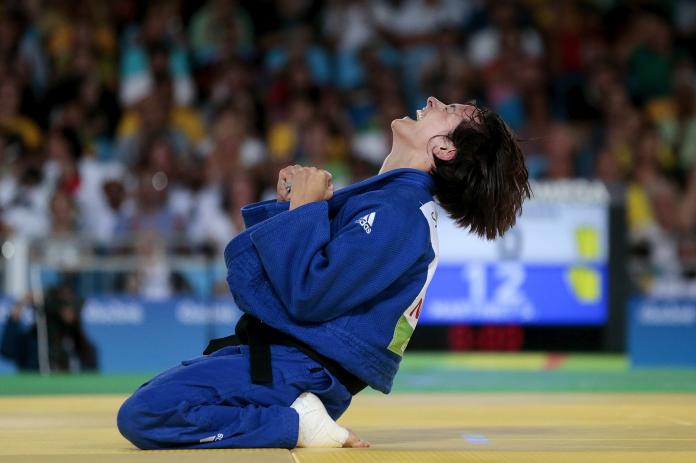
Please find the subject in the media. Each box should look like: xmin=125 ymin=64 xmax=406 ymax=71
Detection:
xmin=380 ymin=144 xmax=429 ymax=174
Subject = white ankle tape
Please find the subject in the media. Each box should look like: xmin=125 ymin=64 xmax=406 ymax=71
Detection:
xmin=291 ymin=392 xmax=349 ymax=448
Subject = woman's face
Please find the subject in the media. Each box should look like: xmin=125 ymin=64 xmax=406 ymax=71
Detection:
xmin=390 ymin=96 xmax=479 ymax=169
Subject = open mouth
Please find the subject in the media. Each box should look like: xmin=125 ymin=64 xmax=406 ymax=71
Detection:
xmin=416 ymin=109 xmax=424 ymax=121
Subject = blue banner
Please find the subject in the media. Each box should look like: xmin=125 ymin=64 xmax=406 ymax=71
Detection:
xmin=0 ymin=297 xmax=243 ymax=374
xmin=629 ymin=298 xmax=696 ymax=368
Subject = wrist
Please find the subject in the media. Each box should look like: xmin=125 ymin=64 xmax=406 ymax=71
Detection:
xmin=290 ymin=194 xmax=323 ymax=210
xmin=290 ymin=196 xmax=310 ymax=210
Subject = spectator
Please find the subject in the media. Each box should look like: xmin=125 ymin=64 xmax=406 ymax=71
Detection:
xmin=656 ymin=59 xmax=696 ymax=172
xmin=0 ymin=75 xmax=42 ymax=151
xmin=115 ymin=78 xmax=204 ymax=163
xmin=207 ymin=59 xmax=263 ymax=132
xmin=81 ymin=177 xmax=131 ymax=245
xmin=188 ymin=0 xmax=255 ymax=66
xmin=116 ymin=167 xmax=184 ymax=242
xmin=209 ymin=107 xmax=266 ymax=171
xmin=467 ymin=1 xmax=544 ymax=70
xmin=0 ymin=6 xmax=48 ymax=94
xmin=44 ymin=128 xmax=82 ymax=196
xmin=0 ymin=287 xmax=98 ymax=372
xmin=188 ymin=171 xmax=254 ymax=253
xmin=0 ymin=158 xmax=51 ymax=239
xmin=126 ymin=232 xmax=174 ymax=299
xmin=299 ymin=119 xmax=351 ymax=188
xmin=625 ymin=8 xmax=686 ymax=106
xmin=544 ymin=124 xmax=576 ymax=179
xmin=119 ymin=2 xmax=194 ymax=107
xmin=519 ymin=89 xmax=554 ymax=178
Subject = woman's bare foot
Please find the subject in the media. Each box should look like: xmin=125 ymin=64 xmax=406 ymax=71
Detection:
xmin=343 ymin=429 xmax=370 ymax=448
xmin=291 ymin=392 xmax=367 ymax=448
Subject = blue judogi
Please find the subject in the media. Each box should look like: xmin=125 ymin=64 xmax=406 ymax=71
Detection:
xmin=117 ymin=345 xmax=352 ymax=449
xmin=226 ymin=168 xmax=439 ymax=393
xmin=117 ymin=168 xmax=440 ymax=449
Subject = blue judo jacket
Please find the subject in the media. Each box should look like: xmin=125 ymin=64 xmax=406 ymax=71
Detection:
xmin=224 ymin=168 xmax=440 ymax=393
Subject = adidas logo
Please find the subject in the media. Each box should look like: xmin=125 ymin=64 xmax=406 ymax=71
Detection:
xmin=199 ymin=433 xmax=224 ymax=443
xmin=356 ymin=212 xmax=376 ymax=234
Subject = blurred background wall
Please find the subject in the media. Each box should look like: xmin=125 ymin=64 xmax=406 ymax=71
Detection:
xmin=0 ymin=0 xmax=695 ymax=374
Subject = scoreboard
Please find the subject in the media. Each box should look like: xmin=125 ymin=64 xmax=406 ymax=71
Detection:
xmin=422 ymin=180 xmax=611 ymax=326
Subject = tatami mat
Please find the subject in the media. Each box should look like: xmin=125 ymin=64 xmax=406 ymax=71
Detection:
xmin=1 ymin=393 xmax=695 ymax=463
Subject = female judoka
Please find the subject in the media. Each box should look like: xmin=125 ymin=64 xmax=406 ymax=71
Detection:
xmin=117 ymin=96 xmax=531 ymax=449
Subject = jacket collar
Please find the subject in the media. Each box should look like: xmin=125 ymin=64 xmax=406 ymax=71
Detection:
xmin=331 ymin=168 xmax=434 ymax=205
xmin=326 ymin=168 xmax=434 ymax=212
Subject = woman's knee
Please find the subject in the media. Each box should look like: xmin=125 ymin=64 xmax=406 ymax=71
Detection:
xmin=117 ymin=394 xmax=154 ymax=449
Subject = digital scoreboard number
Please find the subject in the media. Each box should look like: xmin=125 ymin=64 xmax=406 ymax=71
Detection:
xmin=422 ymin=180 xmax=610 ymax=326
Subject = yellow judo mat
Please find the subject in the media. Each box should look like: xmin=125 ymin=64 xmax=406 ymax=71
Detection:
xmin=1 ymin=393 xmax=695 ymax=463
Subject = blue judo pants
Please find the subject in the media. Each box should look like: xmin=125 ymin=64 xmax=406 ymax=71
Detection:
xmin=117 ymin=345 xmax=353 ymax=449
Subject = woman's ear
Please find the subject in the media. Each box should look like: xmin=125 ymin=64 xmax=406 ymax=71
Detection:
xmin=431 ymin=136 xmax=456 ymax=161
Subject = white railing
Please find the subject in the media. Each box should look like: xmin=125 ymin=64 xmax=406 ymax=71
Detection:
xmin=1 ymin=236 xmax=226 ymax=375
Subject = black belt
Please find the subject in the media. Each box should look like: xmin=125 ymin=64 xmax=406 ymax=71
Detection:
xmin=203 ymin=314 xmax=367 ymax=396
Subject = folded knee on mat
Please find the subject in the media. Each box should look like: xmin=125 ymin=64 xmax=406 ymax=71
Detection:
xmin=117 ymin=397 xmax=155 ymax=449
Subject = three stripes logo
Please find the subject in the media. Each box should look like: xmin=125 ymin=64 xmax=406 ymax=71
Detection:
xmin=199 ymin=433 xmax=224 ymax=443
xmin=356 ymin=212 xmax=376 ymax=234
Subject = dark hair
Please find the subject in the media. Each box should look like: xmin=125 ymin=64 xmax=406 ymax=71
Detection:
xmin=58 ymin=128 xmax=82 ymax=160
xmin=430 ymin=108 xmax=531 ymax=240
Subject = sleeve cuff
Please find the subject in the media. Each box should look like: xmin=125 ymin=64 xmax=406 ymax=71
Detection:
xmin=241 ymin=200 xmax=290 ymax=228
xmin=249 ymin=201 xmax=328 ymax=244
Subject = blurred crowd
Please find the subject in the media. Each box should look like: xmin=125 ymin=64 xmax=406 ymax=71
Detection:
xmin=0 ymin=0 xmax=695 ymax=295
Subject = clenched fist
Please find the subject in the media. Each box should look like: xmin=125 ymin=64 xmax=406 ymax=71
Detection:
xmin=282 ymin=166 xmax=333 ymax=210
xmin=277 ymin=164 xmax=302 ymax=201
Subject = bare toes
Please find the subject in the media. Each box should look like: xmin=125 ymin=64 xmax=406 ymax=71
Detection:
xmin=343 ymin=429 xmax=370 ymax=448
